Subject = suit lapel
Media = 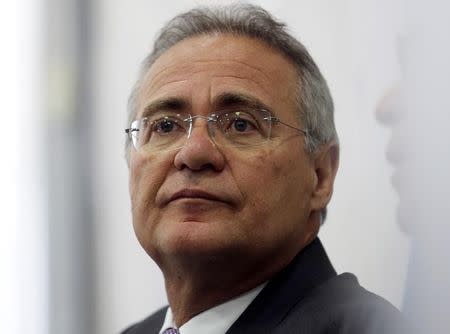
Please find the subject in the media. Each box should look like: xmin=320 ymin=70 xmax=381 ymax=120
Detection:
xmin=226 ymin=238 xmax=336 ymax=333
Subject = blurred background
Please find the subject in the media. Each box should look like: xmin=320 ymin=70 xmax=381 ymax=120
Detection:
xmin=3 ymin=0 xmax=449 ymax=333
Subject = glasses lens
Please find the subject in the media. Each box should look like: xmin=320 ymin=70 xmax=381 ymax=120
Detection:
xmin=134 ymin=113 xmax=189 ymax=151
xmin=128 ymin=109 xmax=274 ymax=151
xmin=215 ymin=109 xmax=271 ymax=147
xmin=129 ymin=120 xmax=140 ymax=149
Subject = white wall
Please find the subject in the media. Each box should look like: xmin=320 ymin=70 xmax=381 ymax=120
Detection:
xmin=0 ymin=1 xmax=47 ymax=334
xmin=91 ymin=1 xmax=409 ymax=333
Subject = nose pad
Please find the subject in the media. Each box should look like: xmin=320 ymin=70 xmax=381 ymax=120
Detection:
xmin=185 ymin=115 xmax=222 ymax=149
xmin=186 ymin=116 xmax=214 ymax=141
xmin=187 ymin=120 xmax=215 ymax=145
xmin=174 ymin=117 xmax=225 ymax=171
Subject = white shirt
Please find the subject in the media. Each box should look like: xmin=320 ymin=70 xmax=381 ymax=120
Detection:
xmin=159 ymin=283 xmax=266 ymax=334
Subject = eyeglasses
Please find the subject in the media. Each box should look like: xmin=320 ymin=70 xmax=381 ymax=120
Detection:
xmin=125 ymin=107 xmax=308 ymax=152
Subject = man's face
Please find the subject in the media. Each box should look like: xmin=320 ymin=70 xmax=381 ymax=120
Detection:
xmin=376 ymin=84 xmax=437 ymax=232
xmin=129 ymin=35 xmax=321 ymax=268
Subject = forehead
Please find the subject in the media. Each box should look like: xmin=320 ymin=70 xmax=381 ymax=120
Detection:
xmin=138 ymin=34 xmax=299 ymax=118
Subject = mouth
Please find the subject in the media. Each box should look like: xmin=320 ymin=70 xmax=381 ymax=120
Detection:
xmin=390 ymin=169 xmax=401 ymax=193
xmin=167 ymin=189 xmax=231 ymax=205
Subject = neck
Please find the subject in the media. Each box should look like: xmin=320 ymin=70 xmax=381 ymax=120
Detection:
xmin=161 ymin=245 xmax=298 ymax=327
xmin=162 ymin=254 xmax=283 ymax=326
xmin=160 ymin=219 xmax=320 ymax=326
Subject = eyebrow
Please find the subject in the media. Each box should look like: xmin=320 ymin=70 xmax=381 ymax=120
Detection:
xmin=141 ymin=97 xmax=189 ymax=118
xmin=214 ymin=92 xmax=273 ymax=114
xmin=140 ymin=92 xmax=273 ymax=118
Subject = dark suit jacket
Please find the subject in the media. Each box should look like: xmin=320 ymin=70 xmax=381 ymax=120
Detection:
xmin=122 ymin=238 xmax=405 ymax=333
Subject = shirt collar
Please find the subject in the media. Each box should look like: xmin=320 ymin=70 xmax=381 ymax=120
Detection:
xmin=159 ymin=282 xmax=266 ymax=334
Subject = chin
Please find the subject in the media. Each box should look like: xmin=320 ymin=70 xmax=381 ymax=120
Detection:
xmin=396 ymin=196 xmax=428 ymax=236
xmin=155 ymin=220 xmax=246 ymax=259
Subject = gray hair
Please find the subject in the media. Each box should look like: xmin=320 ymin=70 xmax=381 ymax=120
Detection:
xmin=126 ymin=4 xmax=338 ymax=221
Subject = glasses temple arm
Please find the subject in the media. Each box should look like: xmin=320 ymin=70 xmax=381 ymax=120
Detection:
xmin=268 ymin=117 xmax=308 ymax=136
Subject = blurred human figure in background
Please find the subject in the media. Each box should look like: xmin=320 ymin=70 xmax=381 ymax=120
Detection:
xmin=376 ymin=1 xmax=450 ymax=332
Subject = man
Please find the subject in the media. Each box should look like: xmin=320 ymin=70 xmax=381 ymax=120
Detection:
xmin=122 ymin=4 xmax=403 ymax=333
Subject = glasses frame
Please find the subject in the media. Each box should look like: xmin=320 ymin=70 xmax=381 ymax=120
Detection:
xmin=125 ymin=109 xmax=308 ymax=151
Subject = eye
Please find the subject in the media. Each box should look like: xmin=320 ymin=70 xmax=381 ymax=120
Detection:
xmin=220 ymin=111 xmax=259 ymax=134
xmin=139 ymin=115 xmax=187 ymax=145
xmin=155 ymin=118 xmax=176 ymax=133
xmin=151 ymin=117 xmax=185 ymax=135
xmin=232 ymin=118 xmax=256 ymax=132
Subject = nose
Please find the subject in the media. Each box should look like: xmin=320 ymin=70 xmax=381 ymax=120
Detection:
xmin=173 ymin=120 xmax=225 ymax=172
xmin=376 ymin=84 xmax=408 ymax=166
xmin=376 ymin=84 xmax=403 ymax=126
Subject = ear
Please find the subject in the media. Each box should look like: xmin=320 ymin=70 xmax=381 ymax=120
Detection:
xmin=310 ymin=141 xmax=339 ymax=212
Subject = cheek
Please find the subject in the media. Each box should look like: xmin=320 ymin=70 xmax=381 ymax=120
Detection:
xmin=268 ymin=156 xmax=310 ymax=208
xmin=231 ymin=147 xmax=313 ymax=225
xmin=129 ymin=152 xmax=175 ymax=257
xmin=129 ymin=153 xmax=171 ymax=218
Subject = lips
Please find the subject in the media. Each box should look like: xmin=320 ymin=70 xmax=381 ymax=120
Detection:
xmin=167 ymin=189 xmax=231 ymax=205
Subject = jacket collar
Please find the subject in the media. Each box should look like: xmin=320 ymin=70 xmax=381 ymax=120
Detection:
xmin=226 ymin=238 xmax=336 ymax=333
